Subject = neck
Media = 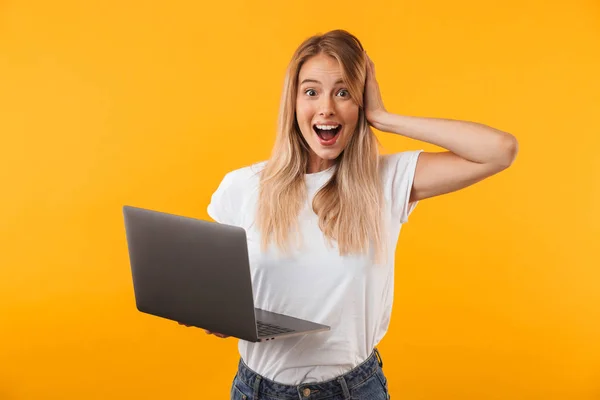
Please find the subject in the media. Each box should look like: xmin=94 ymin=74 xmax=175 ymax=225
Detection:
xmin=307 ymin=158 xmax=335 ymax=174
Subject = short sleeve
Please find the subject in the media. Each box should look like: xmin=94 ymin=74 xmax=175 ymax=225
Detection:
xmin=382 ymin=150 xmax=423 ymax=224
xmin=207 ymin=171 xmax=239 ymax=226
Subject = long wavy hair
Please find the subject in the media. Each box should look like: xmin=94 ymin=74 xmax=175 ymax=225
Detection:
xmin=256 ymin=29 xmax=388 ymax=264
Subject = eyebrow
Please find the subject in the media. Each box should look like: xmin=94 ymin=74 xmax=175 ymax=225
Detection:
xmin=300 ymin=78 xmax=344 ymax=85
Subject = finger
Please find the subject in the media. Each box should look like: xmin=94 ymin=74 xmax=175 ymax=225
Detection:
xmin=204 ymin=329 xmax=212 ymax=334
xmin=365 ymin=58 xmax=374 ymax=77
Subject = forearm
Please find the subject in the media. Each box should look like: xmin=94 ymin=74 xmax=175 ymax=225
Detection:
xmin=372 ymin=112 xmax=518 ymax=166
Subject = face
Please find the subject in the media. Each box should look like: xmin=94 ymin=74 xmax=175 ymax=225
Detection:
xmin=296 ymin=53 xmax=359 ymax=173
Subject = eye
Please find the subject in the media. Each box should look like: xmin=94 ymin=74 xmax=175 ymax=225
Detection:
xmin=304 ymin=89 xmax=317 ymax=96
xmin=337 ymin=89 xmax=349 ymax=97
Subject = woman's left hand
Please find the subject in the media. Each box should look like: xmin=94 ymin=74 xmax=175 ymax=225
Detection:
xmin=364 ymin=51 xmax=388 ymax=129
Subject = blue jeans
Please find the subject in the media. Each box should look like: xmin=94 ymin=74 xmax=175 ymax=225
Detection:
xmin=230 ymin=348 xmax=390 ymax=400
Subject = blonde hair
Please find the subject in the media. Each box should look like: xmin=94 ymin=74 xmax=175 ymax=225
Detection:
xmin=256 ymin=29 xmax=387 ymax=264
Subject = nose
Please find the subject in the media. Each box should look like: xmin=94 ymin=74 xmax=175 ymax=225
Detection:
xmin=318 ymin=96 xmax=335 ymax=116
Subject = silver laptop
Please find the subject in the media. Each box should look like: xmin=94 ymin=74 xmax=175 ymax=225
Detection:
xmin=122 ymin=205 xmax=330 ymax=342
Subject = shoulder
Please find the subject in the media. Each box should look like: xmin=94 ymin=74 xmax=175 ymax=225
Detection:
xmin=218 ymin=160 xmax=267 ymax=188
xmin=379 ymin=150 xmax=424 ymax=221
xmin=379 ymin=150 xmax=423 ymax=178
xmin=207 ymin=160 xmax=267 ymax=225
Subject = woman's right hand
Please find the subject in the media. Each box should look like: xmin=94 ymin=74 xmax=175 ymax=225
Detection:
xmin=177 ymin=322 xmax=230 ymax=338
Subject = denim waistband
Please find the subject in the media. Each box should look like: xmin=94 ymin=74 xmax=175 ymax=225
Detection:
xmin=235 ymin=348 xmax=384 ymax=400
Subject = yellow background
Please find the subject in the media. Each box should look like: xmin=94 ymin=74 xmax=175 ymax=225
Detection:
xmin=1 ymin=0 xmax=599 ymax=399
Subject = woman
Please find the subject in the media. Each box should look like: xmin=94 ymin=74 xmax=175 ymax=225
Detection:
xmin=199 ymin=29 xmax=518 ymax=399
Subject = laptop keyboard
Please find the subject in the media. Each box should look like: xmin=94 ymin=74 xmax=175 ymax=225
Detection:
xmin=257 ymin=321 xmax=295 ymax=336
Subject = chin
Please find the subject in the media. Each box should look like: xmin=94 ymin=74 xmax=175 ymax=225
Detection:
xmin=311 ymin=145 xmax=342 ymax=159
xmin=318 ymin=151 xmax=342 ymax=160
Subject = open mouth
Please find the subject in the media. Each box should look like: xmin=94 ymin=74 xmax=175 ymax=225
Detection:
xmin=313 ymin=124 xmax=342 ymax=144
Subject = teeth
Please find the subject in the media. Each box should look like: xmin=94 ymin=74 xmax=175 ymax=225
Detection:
xmin=315 ymin=124 xmax=340 ymax=130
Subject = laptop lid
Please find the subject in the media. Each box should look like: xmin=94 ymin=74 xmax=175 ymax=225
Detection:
xmin=122 ymin=205 xmax=259 ymax=341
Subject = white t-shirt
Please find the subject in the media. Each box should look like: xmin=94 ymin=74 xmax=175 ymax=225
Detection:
xmin=207 ymin=150 xmax=423 ymax=385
